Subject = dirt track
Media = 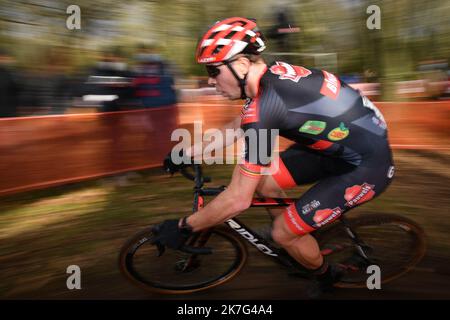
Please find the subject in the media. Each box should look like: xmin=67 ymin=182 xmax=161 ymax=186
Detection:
xmin=1 ymin=149 xmax=449 ymax=300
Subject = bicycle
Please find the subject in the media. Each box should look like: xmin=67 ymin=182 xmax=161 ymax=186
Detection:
xmin=119 ymin=163 xmax=426 ymax=294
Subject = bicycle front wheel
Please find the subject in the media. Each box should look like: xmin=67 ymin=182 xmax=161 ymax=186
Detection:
xmin=315 ymin=213 xmax=426 ymax=288
xmin=119 ymin=226 xmax=248 ymax=294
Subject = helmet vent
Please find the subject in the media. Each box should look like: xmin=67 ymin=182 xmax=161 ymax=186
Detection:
xmin=213 ymin=45 xmax=224 ymax=55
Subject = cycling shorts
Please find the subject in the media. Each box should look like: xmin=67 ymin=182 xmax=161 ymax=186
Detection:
xmin=271 ymin=144 xmax=395 ymax=236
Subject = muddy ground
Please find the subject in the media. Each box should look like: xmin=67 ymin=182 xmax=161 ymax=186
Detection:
xmin=0 ymin=149 xmax=449 ymax=300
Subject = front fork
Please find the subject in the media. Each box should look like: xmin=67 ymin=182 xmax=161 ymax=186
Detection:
xmin=339 ymin=216 xmax=376 ymax=265
xmin=179 ymin=194 xmax=213 ymax=271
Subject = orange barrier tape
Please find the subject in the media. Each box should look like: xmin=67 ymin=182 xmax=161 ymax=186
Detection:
xmin=0 ymin=101 xmax=448 ymax=196
xmin=178 ymin=101 xmax=450 ymax=150
xmin=376 ymin=101 xmax=450 ymax=147
xmin=0 ymin=106 xmax=179 ymax=196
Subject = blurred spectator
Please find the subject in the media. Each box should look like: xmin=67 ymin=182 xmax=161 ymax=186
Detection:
xmin=417 ymin=59 xmax=448 ymax=99
xmin=131 ymin=44 xmax=177 ymax=108
xmin=267 ymin=9 xmax=300 ymax=52
xmin=0 ymin=49 xmax=20 ymax=117
xmin=17 ymin=47 xmax=74 ymax=116
xmin=45 ymin=47 xmax=74 ymax=114
xmin=364 ymin=69 xmax=378 ymax=83
xmin=82 ymin=47 xmax=133 ymax=112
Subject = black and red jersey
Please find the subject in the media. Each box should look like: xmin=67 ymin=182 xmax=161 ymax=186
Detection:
xmin=240 ymin=61 xmax=390 ymax=177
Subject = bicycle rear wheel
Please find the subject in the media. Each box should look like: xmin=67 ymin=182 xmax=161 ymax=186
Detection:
xmin=315 ymin=213 xmax=426 ymax=288
xmin=119 ymin=226 xmax=248 ymax=294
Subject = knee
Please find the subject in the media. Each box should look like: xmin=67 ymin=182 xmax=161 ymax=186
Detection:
xmin=271 ymin=227 xmax=289 ymax=247
xmin=271 ymin=215 xmax=297 ymax=247
xmin=256 ymin=179 xmax=284 ymax=198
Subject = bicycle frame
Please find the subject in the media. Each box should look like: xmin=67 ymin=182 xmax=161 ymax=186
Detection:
xmin=180 ymin=164 xmax=374 ymax=271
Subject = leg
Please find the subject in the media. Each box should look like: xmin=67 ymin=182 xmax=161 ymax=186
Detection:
xmin=272 ymin=214 xmax=323 ymax=269
xmin=255 ymin=154 xmax=299 ymax=218
xmin=267 ymin=145 xmax=394 ymax=296
xmin=256 ymin=149 xmax=328 ymax=265
xmin=272 ymin=160 xmax=394 ymax=271
xmin=255 ymin=174 xmax=288 ymax=219
xmin=266 ymin=145 xmax=353 ymax=269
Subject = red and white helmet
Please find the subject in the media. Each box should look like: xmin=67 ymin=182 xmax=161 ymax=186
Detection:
xmin=196 ymin=17 xmax=266 ymax=64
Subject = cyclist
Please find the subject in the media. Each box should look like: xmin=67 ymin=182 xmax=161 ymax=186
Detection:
xmin=156 ymin=17 xmax=395 ymax=295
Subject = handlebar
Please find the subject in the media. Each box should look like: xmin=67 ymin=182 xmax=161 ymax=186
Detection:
xmin=180 ymin=164 xmax=211 ymax=186
xmin=180 ymin=165 xmax=196 ymax=181
xmin=176 ymin=164 xmax=225 ymax=196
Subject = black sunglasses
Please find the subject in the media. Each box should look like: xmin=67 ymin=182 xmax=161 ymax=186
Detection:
xmin=205 ymin=64 xmax=222 ymax=78
xmin=205 ymin=58 xmax=239 ymax=78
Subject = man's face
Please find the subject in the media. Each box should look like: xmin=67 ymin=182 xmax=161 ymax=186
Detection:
xmin=206 ymin=59 xmax=245 ymax=100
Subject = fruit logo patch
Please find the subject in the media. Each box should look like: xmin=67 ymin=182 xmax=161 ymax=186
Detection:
xmin=328 ymin=122 xmax=350 ymax=141
xmin=269 ymin=61 xmax=312 ymax=83
xmin=344 ymin=183 xmax=375 ymax=207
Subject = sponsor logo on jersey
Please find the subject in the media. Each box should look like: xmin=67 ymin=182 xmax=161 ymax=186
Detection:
xmin=299 ymin=120 xmax=327 ymax=135
xmin=313 ymin=207 xmax=343 ymax=227
xmin=307 ymin=140 xmax=333 ymax=151
xmin=302 ymin=200 xmax=321 ymax=215
xmin=372 ymin=116 xmax=387 ymax=130
xmin=344 ymin=183 xmax=375 ymax=207
xmin=241 ymin=99 xmax=251 ymax=115
xmin=320 ymin=70 xmax=341 ymax=100
xmin=286 ymin=205 xmax=305 ymax=233
xmin=328 ymin=122 xmax=350 ymax=141
xmin=269 ymin=61 xmax=312 ymax=83
xmin=387 ymin=166 xmax=395 ymax=179
xmin=362 ymin=96 xmax=386 ymax=123
xmin=241 ymin=99 xmax=258 ymax=124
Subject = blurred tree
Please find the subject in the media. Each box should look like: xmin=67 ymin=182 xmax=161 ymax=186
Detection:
xmin=0 ymin=0 xmax=447 ymax=95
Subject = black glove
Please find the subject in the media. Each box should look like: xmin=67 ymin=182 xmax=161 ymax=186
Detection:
xmin=163 ymin=149 xmax=190 ymax=174
xmin=151 ymin=219 xmax=191 ymax=250
xmin=151 ymin=219 xmax=212 ymax=255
